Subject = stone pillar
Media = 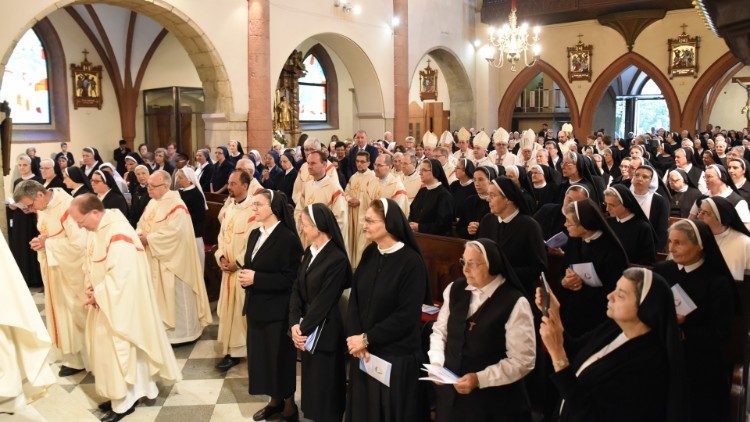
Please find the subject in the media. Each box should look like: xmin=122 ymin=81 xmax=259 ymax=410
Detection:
xmin=247 ymin=0 xmax=272 ymax=152
xmin=393 ymin=0 xmax=409 ymax=144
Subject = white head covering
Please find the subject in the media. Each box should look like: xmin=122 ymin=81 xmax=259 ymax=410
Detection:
xmin=439 ymin=131 xmax=454 ymax=146
xmin=520 ymin=129 xmax=536 ymax=150
xmin=467 ymin=240 xmax=489 ymax=267
xmin=99 ymin=162 xmax=129 ymax=195
xmin=473 ymin=131 xmax=491 ymax=150
xmin=493 ymin=128 xmax=510 ymax=144
xmin=307 ymin=204 xmax=317 ymax=226
xmin=683 ymin=219 xmax=704 ymax=249
xmin=562 ymin=123 xmax=573 ymax=137
xmin=380 ymin=197 xmax=389 ymax=215
xmin=422 ymin=131 xmax=438 ymax=148
xmin=178 ymin=167 xmax=208 ymax=210
xmin=638 ymin=268 xmax=653 ymax=305
xmin=457 ymin=127 xmax=471 ymax=142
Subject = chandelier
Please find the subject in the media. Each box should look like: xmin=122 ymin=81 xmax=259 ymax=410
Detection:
xmin=483 ymin=0 xmax=541 ymax=71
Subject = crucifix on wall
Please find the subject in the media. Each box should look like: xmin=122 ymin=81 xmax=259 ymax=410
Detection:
xmin=733 ymin=77 xmax=750 ymax=127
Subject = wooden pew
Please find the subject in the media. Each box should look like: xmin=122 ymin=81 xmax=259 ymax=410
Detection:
xmin=728 ymin=279 xmax=750 ymax=422
xmin=414 ymin=233 xmax=465 ymax=304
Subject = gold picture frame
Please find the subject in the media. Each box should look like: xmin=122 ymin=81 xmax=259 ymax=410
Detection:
xmin=419 ymin=59 xmax=438 ymax=101
xmin=70 ymin=50 xmax=103 ymax=109
xmin=567 ymin=36 xmax=592 ymax=83
xmin=668 ymin=26 xmax=700 ymax=79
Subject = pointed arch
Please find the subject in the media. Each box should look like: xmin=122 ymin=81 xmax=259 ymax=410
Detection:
xmin=580 ymin=52 xmax=680 ymax=135
xmin=498 ymin=60 xmax=579 ymax=132
xmin=681 ymin=51 xmax=742 ymax=131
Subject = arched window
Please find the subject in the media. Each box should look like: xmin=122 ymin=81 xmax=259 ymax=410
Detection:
xmin=1 ymin=29 xmax=50 ymax=124
xmin=299 ymin=44 xmax=338 ymax=130
xmin=640 ymin=79 xmax=662 ymax=96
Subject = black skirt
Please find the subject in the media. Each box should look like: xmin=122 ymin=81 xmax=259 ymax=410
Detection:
xmin=247 ymin=320 xmax=296 ymax=398
xmin=346 ymin=353 xmax=421 ymax=422
xmin=8 ymin=207 xmax=42 ymax=287
xmin=301 ymin=349 xmax=345 ymax=421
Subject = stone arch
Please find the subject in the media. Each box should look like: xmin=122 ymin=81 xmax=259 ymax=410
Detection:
xmin=409 ymin=47 xmax=475 ymax=129
xmin=0 ymin=0 xmax=234 ymax=116
xmin=497 ymin=60 xmax=580 ymax=132
xmin=681 ymin=51 xmax=743 ymax=131
xmin=580 ymin=52 xmax=680 ymax=135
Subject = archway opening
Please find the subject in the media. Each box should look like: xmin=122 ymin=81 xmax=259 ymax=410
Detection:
xmin=511 ymin=72 xmax=571 ymax=134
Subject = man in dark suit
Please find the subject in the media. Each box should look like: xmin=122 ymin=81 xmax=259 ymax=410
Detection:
xmin=113 ymin=139 xmax=131 ymax=175
xmin=346 ymin=130 xmax=378 ymax=176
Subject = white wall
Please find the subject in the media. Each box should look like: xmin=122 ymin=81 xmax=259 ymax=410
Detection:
xmin=709 ymin=66 xmax=750 ymax=130
xmin=408 ymin=54 xmax=451 ymax=109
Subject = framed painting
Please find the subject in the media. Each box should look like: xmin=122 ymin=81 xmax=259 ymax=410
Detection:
xmin=70 ymin=51 xmax=103 ymax=109
xmin=419 ymin=58 xmax=438 ymax=101
xmin=567 ymin=40 xmax=592 ymax=83
xmin=668 ymin=29 xmax=700 ymax=79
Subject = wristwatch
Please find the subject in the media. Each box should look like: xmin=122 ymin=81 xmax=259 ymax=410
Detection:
xmin=362 ymin=333 xmax=369 ymax=348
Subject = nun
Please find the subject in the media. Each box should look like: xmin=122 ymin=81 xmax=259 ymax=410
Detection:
xmin=80 ymin=146 xmax=103 ymax=178
xmin=690 ymin=164 xmax=750 ymax=225
xmin=448 ymin=158 xmax=477 ymax=232
xmin=727 ymin=157 xmax=750 ymax=202
xmin=528 ymin=164 xmax=559 ymax=210
xmin=537 ymin=268 xmax=687 ymax=422
xmin=477 ymin=177 xmax=547 ymax=296
xmin=604 ymin=185 xmax=657 ymax=266
xmin=666 ymin=169 xmax=701 ymax=218
xmin=346 ymin=198 xmax=428 ymax=422
xmin=409 ymin=158 xmax=454 ymax=236
xmin=429 ymin=239 xmax=536 ymax=421
xmin=654 ymin=219 xmax=735 ymax=421
xmin=176 ymin=167 xmax=208 ymax=273
xmin=90 ymin=169 xmax=128 ymax=215
xmin=62 ymin=166 xmax=92 ymax=197
xmin=211 ymin=146 xmax=235 ymax=193
xmin=457 ymin=166 xmax=496 ymax=239
xmin=560 ymin=199 xmax=629 ymax=336
xmin=557 ymin=152 xmax=602 ymax=206
xmin=533 ymin=184 xmax=589 ymax=241
xmin=504 ymin=165 xmax=536 ymax=213
xmin=8 ymin=155 xmax=43 ymax=287
xmin=239 ymin=190 xmax=304 ymax=421
xmin=289 ymin=203 xmax=351 ymax=422
xmin=666 ymin=148 xmax=707 ymax=194
xmin=696 ymin=196 xmax=750 ymax=281
xmin=99 ymin=162 xmax=130 ymax=201
xmin=630 ymin=165 xmax=670 ymax=251
xmin=128 ymin=165 xmax=151 ymax=228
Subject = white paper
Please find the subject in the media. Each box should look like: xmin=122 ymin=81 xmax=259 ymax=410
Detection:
xmin=44 ymin=237 xmax=59 ymax=267
xmin=571 ymin=262 xmax=603 ymax=287
xmin=422 ymin=304 xmax=440 ymax=315
xmin=358 ymin=354 xmax=392 ymax=387
xmin=303 ymin=325 xmax=319 ymax=352
xmin=671 ymin=284 xmax=698 ymax=316
xmin=545 ymin=231 xmax=569 ymax=249
xmin=419 ymin=363 xmax=460 ymax=384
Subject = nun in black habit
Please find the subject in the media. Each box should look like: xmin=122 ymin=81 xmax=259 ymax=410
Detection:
xmin=603 ymin=185 xmax=657 ymax=266
xmin=346 ymin=198 xmax=429 ymax=422
xmin=456 ymin=166 xmax=496 ymax=240
xmin=537 ymin=267 xmax=687 ymax=422
xmin=477 ymin=177 xmax=547 ymax=297
xmin=430 ymin=238 xmax=536 ymax=422
xmin=62 ymin=166 xmax=92 ymax=197
xmin=289 ymin=203 xmax=351 ymax=422
xmin=557 ymin=152 xmax=603 ymax=206
xmin=9 ymin=155 xmax=43 ymax=287
xmin=90 ymin=169 xmax=128 ymax=216
xmin=409 ymin=158 xmax=454 ymax=236
xmin=666 ymin=169 xmax=702 ymax=218
xmin=533 ymin=184 xmax=589 ymax=241
xmin=240 ymin=189 xmax=304 ymax=421
xmin=654 ymin=219 xmax=735 ymax=421
xmin=80 ymin=146 xmax=103 ymax=178
xmin=630 ymin=165 xmax=670 ymax=251
xmin=560 ymin=199 xmax=629 ymax=337
xmin=528 ymin=164 xmax=559 ymax=210
xmin=449 ymin=158 xmax=477 ymax=228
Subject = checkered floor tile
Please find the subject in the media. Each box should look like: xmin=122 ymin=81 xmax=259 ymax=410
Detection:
xmin=1 ymin=288 xmax=308 ymax=421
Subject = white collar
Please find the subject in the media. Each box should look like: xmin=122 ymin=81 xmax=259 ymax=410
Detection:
xmin=260 ymin=220 xmax=281 ymax=236
xmin=465 ymin=275 xmax=504 ymax=295
xmin=533 ymin=181 xmax=547 ymax=189
xmin=21 ymin=173 xmax=35 ymax=180
xmin=180 ymin=185 xmax=196 ymax=192
xmin=97 ymin=189 xmax=111 ymax=200
xmin=497 ymin=208 xmax=519 ymax=223
xmin=718 ymin=186 xmax=733 ymax=198
xmin=285 ymin=167 xmax=293 ymax=175
xmin=460 ymin=179 xmax=474 ymax=187
xmin=310 ymin=239 xmax=330 ymax=258
xmin=735 ymin=178 xmax=746 ymax=189
xmin=378 ymin=241 xmax=405 ymax=254
xmin=426 ymin=181 xmax=442 ymax=190
xmin=616 ymin=213 xmax=635 ymax=223
xmin=677 ymin=258 xmax=704 ymax=273
xmin=583 ymin=230 xmax=603 ymax=243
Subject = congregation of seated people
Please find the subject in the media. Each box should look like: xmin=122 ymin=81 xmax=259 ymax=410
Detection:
xmin=6 ymin=123 xmax=750 ymax=422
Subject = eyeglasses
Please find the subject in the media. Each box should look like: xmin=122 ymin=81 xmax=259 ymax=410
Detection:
xmin=420 ymin=168 xmax=432 ymax=174
xmin=459 ymin=258 xmax=484 ymax=270
xmin=486 ymin=192 xmax=504 ymax=200
xmin=147 ymin=183 xmax=166 ymax=189
xmin=363 ymin=218 xmax=383 ymax=225
xmin=697 ymin=209 xmax=714 ymax=217
xmin=91 ymin=179 xmax=103 ymax=184
xmin=251 ymin=202 xmax=269 ymax=208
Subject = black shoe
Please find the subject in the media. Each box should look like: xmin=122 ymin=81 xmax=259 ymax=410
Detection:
xmin=98 ymin=401 xmax=112 ymax=412
xmin=282 ymin=406 xmax=299 ymax=422
xmin=59 ymin=366 xmax=84 ymax=377
xmin=252 ymin=402 xmax=284 ymax=421
xmin=99 ymin=403 xmax=136 ymax=422
xmin=216 ymin=355 xmax=240 ymax=372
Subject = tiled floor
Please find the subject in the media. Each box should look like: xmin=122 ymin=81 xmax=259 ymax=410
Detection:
xmin=1 ymin=288 xmax=306 ymax=421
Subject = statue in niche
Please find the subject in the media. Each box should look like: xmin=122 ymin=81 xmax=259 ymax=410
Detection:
xmin=275 ymin=89 xmax=292 ymax=132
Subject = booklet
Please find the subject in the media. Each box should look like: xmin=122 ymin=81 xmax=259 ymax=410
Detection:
xmin=419 ymin=363 xmax=460 ymax=384
xmin=570 ymin=262 xmax=603 ymax=287
xmin=359 ymin=354 xmax=392 ymax=387
xmin=545 ymin=231 xmax=569 ymax=249
xmin=671 ymin=284 xmax=698 ymax=316
xmin=421 ymin=304 xmax=440 ymax=315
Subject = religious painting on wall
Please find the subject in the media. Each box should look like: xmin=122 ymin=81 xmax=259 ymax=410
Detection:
xmin=668 ymin=26 xmax=700 ymax=79
xmin=567 ymin=36 xmax=592 ymax=83
xmin=419 ymin=59 xmax=438 ymax=101
xmin=70 ymin=50 xmax=103 ymax=109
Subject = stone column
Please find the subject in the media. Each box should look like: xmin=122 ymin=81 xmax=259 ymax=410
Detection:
xmin=247 ymin=0 xmax=272 ymax=152
xmin=393 ymin=0 xmax=409 ymax=144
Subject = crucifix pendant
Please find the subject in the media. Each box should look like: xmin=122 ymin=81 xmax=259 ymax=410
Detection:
xmin=468 ymin=321 xmax=476 ymax=331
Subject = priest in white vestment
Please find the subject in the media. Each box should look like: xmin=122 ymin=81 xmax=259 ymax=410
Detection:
xmin=13 ymin=181 xmax=88 ymax=377
xmin=137 ymin=171 xmax=212 ymax=344
xmin=0 ymin=231 xmax=56 ymax=413
xmin=345 ymin=151 xmax=377 ymax=267
xmin=400 ymin=153 xmax=423 ymax=210
xmin=291 ymin=138 xmax=338 ymax=206
xmin=214 ymin=170 xmax=261 ymax=371
xmin=70 ymin=194 xmax=180 ymax=420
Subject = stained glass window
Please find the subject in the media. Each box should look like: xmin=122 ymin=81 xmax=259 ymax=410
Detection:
xmin=0 ymin=29 xmax=50 ymax=124
xmin=299 ymin=54 xmax=327 ymax=122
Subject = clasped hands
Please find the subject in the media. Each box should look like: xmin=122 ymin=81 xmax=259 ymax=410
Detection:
xmin=346 ymin=334 xmax=370 ymax=361
xmin=237 ymin=268 xmax=255 ymax=287
xmin=29 ymin=234 xmax=48 ymax=251
xmin=561 ymin=268 xmax=583 ymax=291
xmin=291 ymin=324 xmax=307 ymax=351
xmin=219 ymin=256 xmax=239 ymax=273
xmin=84 ymin=286 xmax=99 ymax=310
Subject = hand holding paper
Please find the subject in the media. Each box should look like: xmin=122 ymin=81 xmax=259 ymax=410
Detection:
xmin=570 ymin=262 xmax=603 ymax=287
